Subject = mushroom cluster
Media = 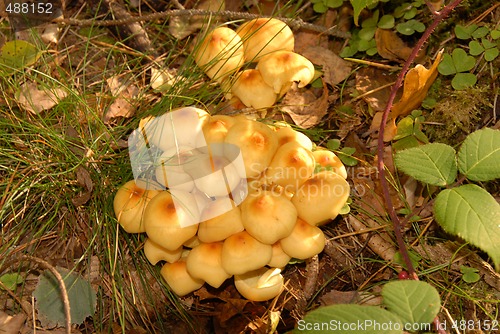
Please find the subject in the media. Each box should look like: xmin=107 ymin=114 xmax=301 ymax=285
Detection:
xmin=193 ymin=18 xmax=315 ymax=109
xmin=114 ymin=107 xmax=350 ymax=301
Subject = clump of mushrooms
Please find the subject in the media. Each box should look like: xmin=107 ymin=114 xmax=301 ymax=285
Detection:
xmin=115 ymin=106 xmax=350 ymax=302
xmin=193 ymin=18 xmax=315 ymax=109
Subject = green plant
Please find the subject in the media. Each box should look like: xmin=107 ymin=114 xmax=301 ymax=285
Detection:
xmin=392 ymin=110 xmax=429 ymax=150
xmin=311 ymin=0 xmax=344 ymax=13
xmin=394 ymin=128 xmax=500 ymax=270
xmin=326 ymin=138 xmax=359 ymax=166
xmin=460 ymin=265 xmax=480 ymax=283
xmin=437 ymin=48 xmax=477 ymax=90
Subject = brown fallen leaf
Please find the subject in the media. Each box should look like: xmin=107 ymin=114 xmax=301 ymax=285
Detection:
xmin=356 ymin=67 xmax=397 ymax=112
xmin=71 ymin=166 xmax=93 ymax=207
xmin=375 ymin=28 xmax=414 ymax=62
xmin=280 ymin=84 xmax=329 ymax=128
xmin=300 ymin=46 xmax=352 ymax=87
xmin=103 ymin=76 xmax=140 ymax=123
xmin=17 ymin=82 xmax=67 ymax=114
xmin=0 ymin=311 xmax=26 ymax=334
xmin=390 ymin=50 xmax=443 ymax=119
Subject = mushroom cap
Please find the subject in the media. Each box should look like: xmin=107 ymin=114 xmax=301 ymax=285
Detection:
xmin=291 ymin=170 xmax=350 ymax=225
xmin=236 ymin=18 xmax=294 ymax=62
xmin=142 ymin=107 xmax=209 ymax=152
xmin=186 ymin=242 xmax=232 ymax=288
xmin=221 ymin=231 xmax=272 ymax=275
xmin=113 ymin=180 xmax=160 ymax=233
xmin=234 ymin=267 xmax=284 ymax=301
xmin=275 ymin=126 xmax=313 ymax=151
xmin=160 ymin=261 xmax=204 ymax=297
xmin=257 ymin=51 xmax=315 ymax=95
xmin=197 ymin=115 xmax=237 ymax=147
xmin=241 ymin=190 xmax=297 ymax=244
xmin=231 ymin=69 xmax=278 ymax=109
xmin=267 ymin=242 xmax=291 ymax=268
xmin=198 ymin=199 xmax=245 ymax=242
xmin=155 ymin=147 xmax=196 ymax=191
xmin=224 ymin=118 xmax=279 ymax=178
xmin=193 ymin=27 xmax=244 ymax=82
xmin=264 ymin=141 xmax=316 ymax=192
xmin=143 ymin=191 xmax=199 ymax=250
xmin=279 ymin=218 xmax=326 ymax=259
xmin=312 ymin=149 xmax=348 ymax=179
xmin=143 ymin=238 xmax=182 ymax=265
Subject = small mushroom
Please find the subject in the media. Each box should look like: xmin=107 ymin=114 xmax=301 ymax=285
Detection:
xmin=236 ymin=18 xmax=294 ymax=62
xmin=234 ymin=267 xmax=284 ymax=301
xmin=160 ymin=261 xmax=204 ymax=297
xmin=186 ymin=242 xmax=232 ymax=288
xmin=143 ymin=238 xmax=182 ymax=265
xmin=193 ymin=27 xmax=244 ymax=82
xmin=241 ymin=190 xmax=297 ymax=244
xmin=143 ymin=191 xmax=199 ymax=250
xmin=280 ymin=218 xmax=325 ymax=259
xmin=196 ymin=115 xmax=237 ymax=147
xmin=231 ymin=69 xmax=278 ymax=109
xmin=264 ymin=141 xmax=316 ymax=192
xmin=221 ymin=231 xmax=272 ymax=275
xmin=275 ymin=126 xmax=313 ymax=151
xmin=198 ymin=199 xmax=245 ymax=243
xmin=291 ymin=170 xmax=350 ymax=226
xmin=267 ymin=242 xmax=291 ymax=268
xmin=312 ymin=149 xmax=347 ymax=179
xmin=257 ymin=51 xmax=315 ymax=96
xmin=224 ymin=118 xmax=279 ymax=178
xmin=113 ymin=180 xmax=160 ymax=233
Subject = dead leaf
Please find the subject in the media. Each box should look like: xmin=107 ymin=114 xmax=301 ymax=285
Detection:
xmin=300 ymin=46 xmax=352 ymax=87
xmin=319 ymin=290 xmax=360 ymax=306
xmin=356 ymin=67 xmax=397 ymax=112
xmin=390 ymin=50 xmax=443 ymax=119
xmin=17 ymin=82 xmax=67 ymax=114
xmin=280 ymin=84 xmax=329 ymax=128
xmin=375 ymin=28 xmax=413 ymax=62
xmin=103 ymin=77 xmax=140 ymax=123
xmin=0 ymin=311 xmax=26 ymax=334
xmin=72 ymin=166 xmax=93 ymax=207
xmin=169 ymin=0 xmax=225 ymax=39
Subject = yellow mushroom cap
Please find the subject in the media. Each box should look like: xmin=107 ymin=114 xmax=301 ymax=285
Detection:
xmin=267 ymin=242 xmax=292 ymax=268
xmin=236 ymin=18 xmax=294 ymax=62
xmin=312 ymin=149 xmax=348 ymax=179
xmin=280 ymin=218 xmax=326 ymax=259
xmin=264 ymin=141 xmax=316 ymax=192
xmin=193 ymin=27 xmax=244 ymax=82
xmin=231 ymin=69 xmax=278 ymax=109
xmin=221 ymin=231 xmax=272 ymax=275
xmin=198 ymin=199 xmax=245 ymax=243
xmin=257 ymin=51 xmax=315 ymax=95
xmin=275 ymin=126 xmax=313 ymax=151
xmin=224 ymin=118 xmax=279 ymax=178
xmin=113 ymin=180 xmax=160 ymax=233
xmin=197 ymin=115 xmax=237 ymax=147
xmin=241 ymin=190 xmax=297 ymax=244
xmin=160 ymin=261 xmax=204 ymax=297
xmin=186 ymin=242 xmax=232 ymax=288
xmin=291 ymin=171 xmax=350 ymax=226
xmin=234 ymin=267 xmax=284 ymax=301
xmin=143 ymin=238 xmax=183 ymax=265
xmin=143 ymin=191 xmax=199 ymax=250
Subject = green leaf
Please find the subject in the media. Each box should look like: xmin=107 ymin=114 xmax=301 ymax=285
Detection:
xmin=313 ymin=2 xmax=328 ymax=13
xmin=451 ymin=73 xmax=477 ymax=90
xmin=350 ymin=0 xmax=380 ymax=25
xmin=378 ymin=15 xmax=395 ymax=29
xmin=0 ymin=273 xmax=24 ymax=290
xmin=468 ymin=40 xmax=484 ymax=56
xmin=33 ymin=267 xmax=97 ymax=327
xmin=0 ymin=40 xmax=42 ymax=76
xmin=451 ymin=48 xmax=476 ymax=72
xmin=491 ymin=29 xmax=500 ymax=39
xmin=393 ymin=136 xmax=420 ymax=151
xmin=326 ymin=0 xmax=344 ymax=8
xmin=394 ymin=117 xmax=414 ymax=140
xmin=454 ymin=24 xmax=477 ymax=40
xmin=359 ymin=26 xmax=377 ymax=41
xmin=394 ymin=143 xmax=457 ymax=186
xmin=295 ymin=304 xmax=403 ymax=334
xmin=437 ymin=53 xmax=456 ymax=75
xmin=472 ymin=26 xmax=489 ymax=39
xmin=484 ymin=47 xmax=499 ymax=62
xmin=396 ymin=20 xmax=425 ymax=35
xmin=460 ymin=266 xmax=480 ymax=283
xmin=393 ymin=250 xmax=421 ymax=270
xmin=434 ymin=184 xmax=500 ymax=271
xmin=382 ymin=280 xmax=441 ymax=330
xmin=457 ymin=128 xmax=500 ymax=181
xmin=327 ymin=138 xmax=341 ymax=150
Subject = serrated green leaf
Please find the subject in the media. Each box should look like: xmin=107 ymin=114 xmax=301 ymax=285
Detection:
xmin=469 ymin=40 xmax=484 ymax=56
xmin=451 ymin=48 xmax=476 ymax=72
xmin=382 ymin=280 xmax=441 ymax=329
xmin=0 ymin=273 xmax=23 ymax=290
xmin=33 ymin=267 xmax=97 ymax=327
xmin=457 ymin=128 xmax=500 ymax=181
xmin=350 ymin=0 xmax=380 ymax=25
xmin=451 ymin=73 xmax=477 ymax=90
xmin=295 ymin=304 xmax=403 ymax=334
xmin=434 ymin=184 xmax=500 ymax=271
xmin=394 ymin=143 xmax=457 ymax=186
